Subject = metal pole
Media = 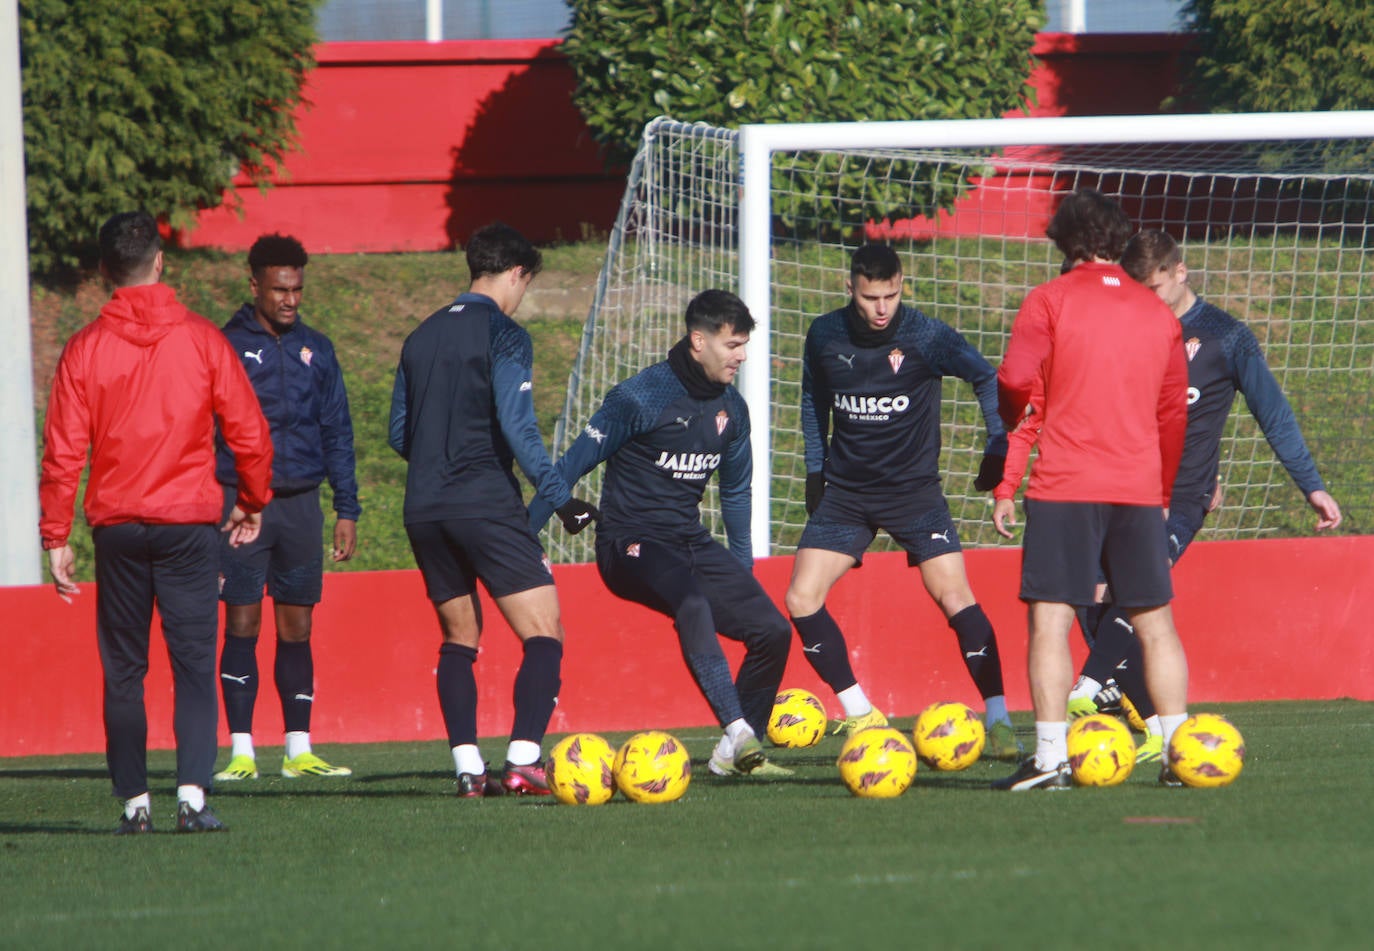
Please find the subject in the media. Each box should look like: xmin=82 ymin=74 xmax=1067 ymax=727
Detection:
xmin=426 ymin=0 xmax=442 ymax=41
xmin=737 ymin=126 xmax=773 ymax=560
xmin=0 ymin=0 xmax=40 ymax=586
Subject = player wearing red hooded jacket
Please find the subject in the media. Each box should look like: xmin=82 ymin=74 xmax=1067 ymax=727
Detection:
xmin=40 ymin=211 xmax=272 ymax=834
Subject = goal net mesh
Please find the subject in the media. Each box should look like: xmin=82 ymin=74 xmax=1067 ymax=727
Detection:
xmin=546 ymin=117 xmax=1374 ymax=563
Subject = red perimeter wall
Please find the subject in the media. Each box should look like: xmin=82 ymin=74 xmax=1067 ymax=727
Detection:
xmin=3 ymin=536 xmax=1370 ymax=758
xmin=177 ymin=33 xmax=1194 ymax=254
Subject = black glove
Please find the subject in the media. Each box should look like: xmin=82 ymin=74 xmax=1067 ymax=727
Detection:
xmin=805 ymin=472 xmax=826 ymax=516
xmin=555 ymin=498 xmax=600 ymax=535
xmin=973 ymin=451 xmax=1006 ymax=492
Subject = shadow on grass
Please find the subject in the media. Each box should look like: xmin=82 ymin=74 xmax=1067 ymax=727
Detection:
xmin=0 ymin=821 xmax=103 ymax=835
xmin=0 ymin=767 xmax=109 ymax=780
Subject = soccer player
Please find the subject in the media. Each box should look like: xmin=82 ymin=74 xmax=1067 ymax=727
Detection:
xmin=991 ymin=373 xmax=1166 ymax=760
xmin=786 ymin=242 xmax=1022 ymax=760
xmin=992 ymin=189 xmax=1191 ymax=791
xmin=40 ymin=211 xmax=273 ymax=832
xmin=530 ymin=290 xmax=792 ymax=778
xmin=213 ymin=234 xmax=361 ymax=783
xmin=388 ymin=223 xmax=598 ymax=797
xmin=1059 ymin=229 xmax=1342 ymax=732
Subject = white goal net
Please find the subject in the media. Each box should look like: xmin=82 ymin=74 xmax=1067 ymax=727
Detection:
xmin=546 ymin=113 xmax=1374 ymax=563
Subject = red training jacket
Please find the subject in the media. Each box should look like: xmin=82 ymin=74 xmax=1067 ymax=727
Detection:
xmin=997 ymin=262 xmax=1188 ymax=507
xmin=40 ymin=283 xmax=273 ymax=547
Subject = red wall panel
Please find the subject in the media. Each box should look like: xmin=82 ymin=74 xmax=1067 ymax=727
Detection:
xmin=178 ymin=40 xmax=623 ymax=252
xmin=3 ymin=537 xmax=1369 ymax=758
xmin=179 ymin=34 xmax=1194 ymax=255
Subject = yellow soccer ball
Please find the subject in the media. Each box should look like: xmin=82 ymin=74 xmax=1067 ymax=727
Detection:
xmin=1067 ymin=714 xmax=1136 ymax=786
xmin=1168 ymin=713 xmax=1246 ymax=788
xmin=546 ymin=733 xmax=617 ymax=806
xmin=837 ymin=727 xmax=917 ymax=798
xmin=912 ymin=701 xmax=986 ymax=771
xmin=767 ymin=688 xmax=828 ymax=748
xmin=613 ymin=731 xmax=692 ymax=804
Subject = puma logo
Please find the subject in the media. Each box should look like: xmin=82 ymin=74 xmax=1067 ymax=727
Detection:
xmin=836 ymin=353 xmax=856 ymax=369
xmin=243 ymin=349 xmax=263 ymax=364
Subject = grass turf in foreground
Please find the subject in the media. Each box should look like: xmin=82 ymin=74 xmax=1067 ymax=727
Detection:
xmin=0 ymin=699 xmax=1369 ymax=950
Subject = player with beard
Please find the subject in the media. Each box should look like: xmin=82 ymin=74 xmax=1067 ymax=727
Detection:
xmin=531 ymin=290 xmax=792 ymax=778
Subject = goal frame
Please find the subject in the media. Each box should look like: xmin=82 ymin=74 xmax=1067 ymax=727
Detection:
xmin=736 ymin=110 xmax=1374 ymax=557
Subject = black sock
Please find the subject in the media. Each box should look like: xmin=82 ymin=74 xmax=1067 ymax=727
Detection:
xmin=1075 ymin=603 xmax=1106 ymax=649
xmin=950 ymin=604 xmax=1005 ymax=699
xmin=275 ymin=639 xmax=314 ymax=734
xmin=791 ymin=607 xmax=857 ymax=694
xmin=219 ymin=635 xmax=259 ymax=735
xmin=1087 ymin=607 xmax=1155 ymax=720
xmin=511 ymin=636 xmax=563 ymax=746
xmin=437 ymin=642 xmax=479 ymax=747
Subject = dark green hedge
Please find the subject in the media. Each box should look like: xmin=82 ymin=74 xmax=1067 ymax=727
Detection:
xmin=20 ymin=0 xmax=319 ymax=274
xmin=562 ymin=1 xmax=1044 ymax=235
xmin=1183 ymin=0 xmax=1374 ymax=113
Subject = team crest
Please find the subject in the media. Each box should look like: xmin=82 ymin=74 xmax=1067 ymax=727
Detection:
xmin=626 ymin=543 xmax=641 ymax=558
xmin=299 ymin=346 xmax=314 ymax=367
xmin=1185 ymin=337 xmax=1201 ymax=361
xmin=715 ymin=410 xmax=729 ymax=435
xmin=888 ymin=348 xmax=905 ymax=373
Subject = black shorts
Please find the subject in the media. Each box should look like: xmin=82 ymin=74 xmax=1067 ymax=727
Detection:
xmin=797 ymin=483 xmax=961 ymax=567
xmin=406 ymin=516 xmax=554 ymax=603
xmin=1020 ymin=499 xmax=1173 ymax=608
xmin=219 ymin=486 xmax=324 ymax=606
xmin=594 ymin=531 xmax=783 ymax=641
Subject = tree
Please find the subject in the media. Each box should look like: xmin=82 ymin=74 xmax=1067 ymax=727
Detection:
xmin=20 ymin=0 xmax=319 ymax=273
xmin=1183 ymin=0 xmax=1374 ymax=113
xmin=561 ymin=1 xmax=1044 ymax=234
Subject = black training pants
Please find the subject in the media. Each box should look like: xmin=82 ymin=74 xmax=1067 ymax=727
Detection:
xmin=92 ymin=522 xmax=220 ymax=799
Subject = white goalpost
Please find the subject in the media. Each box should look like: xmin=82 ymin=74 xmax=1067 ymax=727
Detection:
xmin=547 ymin=110 xmax=1374 ymax=564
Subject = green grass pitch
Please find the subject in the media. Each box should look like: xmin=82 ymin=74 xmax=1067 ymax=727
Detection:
xmin=1 ymin=699 xmax=1370 ymax=949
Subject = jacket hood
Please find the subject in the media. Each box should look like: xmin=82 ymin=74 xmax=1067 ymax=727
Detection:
xmin=98 ymin=284 xmax=191 ymax=347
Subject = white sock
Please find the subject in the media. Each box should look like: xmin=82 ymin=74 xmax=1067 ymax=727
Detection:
xmin=284 ymin=731 xmax=311 ymax=759
xmin=124 ymin=792 xmax=150 ymax=819
xmin=1159 ymin=712 xmax=1189 ymax=750
xmin=1034 ymin=721 xmax=1068 ymax=770
xmin=177 ymin=785 xmax=205 ymax=811
xmin=1145 ymin=715 xmax=1163 ymax=738
xmin=724 ymin=718 xmax=753 ymax=751
xmin=506 ymin=739 xmax=541 ymax=767
xmin=836 ymin=684 xmax=872 ymax=718
xmin=714 ymin=734 xmax=733 ymax=762
xmin=1069 ymin=676 xmax=1101 ymax=701
xmin=452 ymin=744 xmax=484 ymax=776
xmin=230 ymin=732 xmax=255 ymax=760
xmin=984 ymin=695 xmax=1010 ymax=726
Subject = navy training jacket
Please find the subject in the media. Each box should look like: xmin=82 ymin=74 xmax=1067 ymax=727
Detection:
xmin=215 ymin=304 xmax=361 ymax=520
